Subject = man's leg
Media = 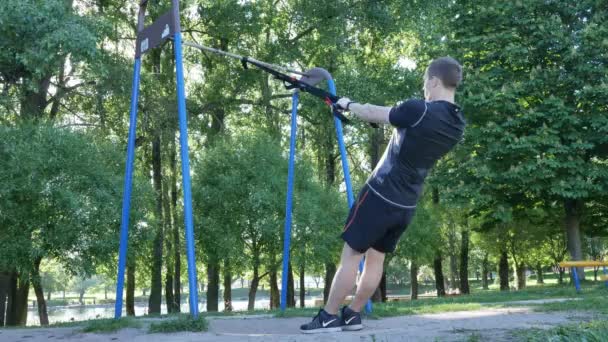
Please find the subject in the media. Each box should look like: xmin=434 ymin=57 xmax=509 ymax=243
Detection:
xmin=348 ymin=247 xmax=385 ymax=312
xmin=323 ymin=243 xmax=363 ymax=315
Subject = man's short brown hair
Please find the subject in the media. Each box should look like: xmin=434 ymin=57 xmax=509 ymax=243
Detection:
xmin=426 ymin=57 xmax=462 ymax=89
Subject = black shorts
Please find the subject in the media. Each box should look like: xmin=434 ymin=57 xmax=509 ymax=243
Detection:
xmin=341 ymin=185 xmax=416 ymax=253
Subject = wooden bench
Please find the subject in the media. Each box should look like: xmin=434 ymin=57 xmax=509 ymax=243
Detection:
xmin=559 ymin=261 xmax=608 ymax=292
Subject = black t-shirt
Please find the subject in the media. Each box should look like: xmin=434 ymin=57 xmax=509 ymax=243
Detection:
xmin=366 ymin=99 xmax=466 ymax=208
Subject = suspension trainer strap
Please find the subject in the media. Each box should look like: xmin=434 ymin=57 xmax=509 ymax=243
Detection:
xmin=242 ymin=59 xmax=350 ymax=124
xmin=180 ymin=40 xmax=378 ymax=126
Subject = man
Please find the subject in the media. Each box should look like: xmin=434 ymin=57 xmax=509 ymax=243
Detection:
xmin=300 ymin=56 xmax=466 ymax=333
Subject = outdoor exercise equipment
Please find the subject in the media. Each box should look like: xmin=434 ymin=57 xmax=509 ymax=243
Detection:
xmin=116 ymin=0 xmax=372 ymax=318
xmin=181 ymin=45 xmax=374 ymax=313
xmin=115 ymin=0 xmax=199 ymax=318
xmin=559 ymin=261 xmax=608 ymax=292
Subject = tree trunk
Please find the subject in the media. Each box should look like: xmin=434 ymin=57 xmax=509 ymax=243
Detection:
xmin=170 ymin=132 xmax=181 ymax=312
xmin=431 ymin=190 xmax=446 ymax=297
xmin=6 ymin=271 xmax=29 ymax=326
xmin=126 ymin=260 xmax=135 ymax=316
xmin=448 ymin=225 xmax=459 ymax=289
xmin=20 ymin=75 xmax=51 ymax=121
xmin=164 ymin=271 xmax=174 ymax=313
xmin=410 ymin=261 xmax=419 ymax=300
xmin=379 ymin=272 xmax=387 ymax=302
xmin=371 ymin=287 xmax=382 ymax=302
xmin=564 ymin=199 xmax=585 ymax=280
xmin=287 ymin=262 xmax=296 ymax=308
xmin=499 ymin=250 xmax=509 ymax=291
xmin=515 ymin=263 xmax=526 ymax=290
xmin=482 ymin=253 xmax=489 ymax=290
xmin=223 ymin=259 xmax=232 ymax=312
xmin=558 ymin=267 xmax=565 ymax=284
xmin=247 ymin=252 xmax=261 ymax=311
xmin=47 ymin=291 xmax=51 ymax=301
xmin=248 ymin=276 xmax=259 ymax=311
xmin=5 ymin=272 xmax=17 ymax=326
xmin=148 ymin=135 xmax=164 ymax=315
xmin=206 ymin=261 xmax=220 ymax=312
xmin=269 ymin=268 xmax=280 ymax=309
xmin=79 ymin=290 xmax=85 ymax=305
xmin=0 ymin=272 xmax=8 ymax=326
xmin=49 ymin=59 xmax=67 ymax=121
xmin=299 ymin=264 xmax=305 ymax=308
xmin=536 ymin=263 xmax=544 ymax=284
xmin=163 ymin=168 xmax=176 ymax=313
xmin=459 ymin=228 xmax=470 ymax=295
xmin=434 ymin=252 xmax=446 ymax=297
xmin=323 ymin=263 xmax=336 ymax=304
xmin=31 ymin=258 xmax=49 ymax=325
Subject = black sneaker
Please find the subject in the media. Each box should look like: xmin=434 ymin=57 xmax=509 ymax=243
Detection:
xmin=300 ymin=309 xmax=342 ymax=334
xmin=340 ymin=306 xmax=363 ymax=331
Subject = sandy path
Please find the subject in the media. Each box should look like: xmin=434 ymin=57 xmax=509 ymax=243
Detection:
xmin=0 ymin=306 xmax=595 ymax=342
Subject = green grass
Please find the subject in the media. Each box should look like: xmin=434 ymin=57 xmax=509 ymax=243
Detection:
xmin=273 ymin=283 xmax=607 ymax=319
xmin=530 ymin=286 xmax=608 ymax=314
xmin=148 ymin=314 xmax=208 ymax=333
xmin=81 ymin=317 xmax=142 ymax=333
xmin=513 ymin=320 xmax=608 ymax=341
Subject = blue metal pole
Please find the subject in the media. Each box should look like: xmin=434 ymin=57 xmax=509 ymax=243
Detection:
xmin=327 ymin=80 xmax=372 ymax=313
xmin=174 ymin=31 xmax=200 ymax=318
xmin=572 ymin=267 xmax=581 ymax=293
xmin=281 ymin=92 xmax=299 ymax=311
xmin=114 ymin=58 xmax=142 ymax=319
xmin=603 ymin=266 xmax=608 ymax=288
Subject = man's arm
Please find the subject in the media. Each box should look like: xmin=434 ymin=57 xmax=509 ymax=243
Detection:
xmin=336 ymin=98 xmax=391 ymax=124
xmin=337 ymin=97 xmax=427 ymax=128
xmin=348 ymin=103 xmax=391 ymax=124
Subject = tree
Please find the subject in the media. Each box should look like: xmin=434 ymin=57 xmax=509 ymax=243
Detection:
xmin=0 ymin=0 xmax=98 ymax=121
xmin=0 ymin=124 xmax=150 ymax=325
xmin=449 ymin=0 xmax=608 ymax=280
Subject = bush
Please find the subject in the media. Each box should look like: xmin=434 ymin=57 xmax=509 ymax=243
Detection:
xmin=148 ymin=315 xmax=208 ymax=333
xmin=81 ymin=317 xmax=141 ymax=333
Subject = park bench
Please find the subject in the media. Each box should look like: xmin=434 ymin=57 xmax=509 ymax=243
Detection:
xmin=558 ymin=261 xmax=608 ymax=292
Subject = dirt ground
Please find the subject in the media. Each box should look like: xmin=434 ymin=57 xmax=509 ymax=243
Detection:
xmin=0 ymin=304 xmax=597 ymax=342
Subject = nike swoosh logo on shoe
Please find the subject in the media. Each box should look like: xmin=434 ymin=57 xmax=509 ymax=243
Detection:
xmin=345 ymin=316 xmax=357 ymax=325
xmin=322 ymin=319 xmax=337 ymax=327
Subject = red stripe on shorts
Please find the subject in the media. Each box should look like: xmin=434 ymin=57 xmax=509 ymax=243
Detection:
xmin=343 ymin=190 xmax=370 ymax=232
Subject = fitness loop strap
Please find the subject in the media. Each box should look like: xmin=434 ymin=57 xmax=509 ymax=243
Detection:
xmin=240 ymin=58 xmax=351 ymax=124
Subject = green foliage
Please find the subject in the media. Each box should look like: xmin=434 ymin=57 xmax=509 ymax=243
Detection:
xmin=447 ymin=1 xmax=608 ymax=205
xmin=148 ymin=315 xmax=208 ymax=333
xmin=0 ymin=0 xmax=98 ymax=83
xmin=0 ymin=124 xmax=151 ymax=275
xmin=192 ymin=131 xmax=345 ymax=275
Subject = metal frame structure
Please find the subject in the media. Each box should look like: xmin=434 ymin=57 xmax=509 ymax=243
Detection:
xmin=115 ymin=0 xmax=199 ymax=319
xmin=116 ymin=0 xmax=371 ymax=318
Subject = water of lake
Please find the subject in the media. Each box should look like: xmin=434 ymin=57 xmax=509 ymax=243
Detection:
xmin=26 ymin=297 xmax=318 ymax=326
